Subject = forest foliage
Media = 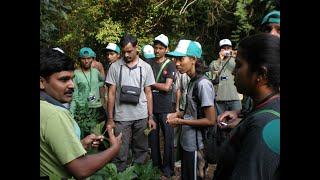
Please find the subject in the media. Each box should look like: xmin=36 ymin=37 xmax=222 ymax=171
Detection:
xmin=40 ymin=0 xmax=280 ymax=65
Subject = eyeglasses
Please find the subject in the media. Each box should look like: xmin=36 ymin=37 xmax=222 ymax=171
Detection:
xmin=262 ymin=24 xmax=280 ymax=33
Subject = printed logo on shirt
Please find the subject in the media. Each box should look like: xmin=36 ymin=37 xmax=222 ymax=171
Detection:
xmin=163 ymin=70 xmax=167 ymax=75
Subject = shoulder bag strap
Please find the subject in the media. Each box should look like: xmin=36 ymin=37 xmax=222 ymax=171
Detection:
xmin=119 ymin=65 xmax=142 ymax=88
xmin=216 ymin=57 xmax=231 ymax=78
xmin=155 ymin=59 xmax=170 ymax=82
xmin=139 ymin=66 xmax=142 ymax=88
xmin=119 ymin=65 xmax=123 ymax=87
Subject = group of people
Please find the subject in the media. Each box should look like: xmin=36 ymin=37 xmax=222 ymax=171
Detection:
xmin=40 ymin=10 xmax=280 ymax=180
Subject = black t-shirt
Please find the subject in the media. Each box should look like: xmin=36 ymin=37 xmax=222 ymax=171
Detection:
xmin=146 ymin=58 xmax=176 ymax=113
xmin=213 ymin=97 xmax=280 ymax=180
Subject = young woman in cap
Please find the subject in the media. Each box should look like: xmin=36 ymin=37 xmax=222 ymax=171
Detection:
xmin=166 ymin=40 xmax=216 ymax=180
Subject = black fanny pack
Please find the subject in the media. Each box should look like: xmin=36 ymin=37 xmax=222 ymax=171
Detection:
xmin=119 ymin=65 xmax=142 ymax=105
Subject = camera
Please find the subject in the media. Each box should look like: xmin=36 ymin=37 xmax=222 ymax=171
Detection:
xmin=225 ymin=51 xmax=232 ymax=57
xmin=221 ymin=75 xmax=228 ymax=81
xmin=88 ymin=95 xmax=96 ymax=102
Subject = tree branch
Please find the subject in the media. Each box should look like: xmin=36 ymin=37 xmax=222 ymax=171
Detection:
xmin=154 ymin=0 xmax=167 ymax=9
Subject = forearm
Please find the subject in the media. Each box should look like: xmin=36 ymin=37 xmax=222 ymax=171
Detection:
xmin=173 ymin=106 xmax=215 ymax=126
xmin=152 ymin=82 xmax=171 ymax=92
xmin=65 ymin=145 xmax=120 ymax=179
xmin=176 ymin=89 xmax=182 ymax=111
xmin=107 ymin=89 xmax=115 ymax=121
xmin=145 ymin=87 xmax=153 ymax=116
xmin=177 ymin=118 xmax=213 ymax=127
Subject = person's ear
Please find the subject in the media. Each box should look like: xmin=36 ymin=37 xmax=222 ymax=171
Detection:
xmin=257 ymin=66 xmax=268 ymax=79
xmin=165 ymin=47 xmax=169 ymax=53
xmin=192 ymin=57 xmax=197 ymax=65
xmin=40 ymin=77 xmax=46 ymax=90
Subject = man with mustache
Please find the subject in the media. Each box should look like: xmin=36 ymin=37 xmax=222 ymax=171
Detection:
xmin=105 ymin=34 xmax=156 ymax=172
xmin=70 ymin=47 xmax=107 ymax=136
xmin=40 ymin=48 xmax=122 ymax=179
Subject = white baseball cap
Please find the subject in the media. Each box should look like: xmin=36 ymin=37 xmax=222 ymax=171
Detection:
xmin=154 ymin=34 xmax=169 ymax=47
xmin=219 ymin=39 xmax=232 ymax=47
xmin=142 ymin=45 xmax=155 ymax=59
xmin=166 ymin=40 xmax=201 ymax=58
xmin=102 ymin=42 xmax=120 ymax=54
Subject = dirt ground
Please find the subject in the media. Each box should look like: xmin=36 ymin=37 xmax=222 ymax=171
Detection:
xmin=171 ymin=161 xmax=216 ymax=180
xmin=146 ymin=131 xmax=216 ymax=179
xmin=145 ymin=149 xmax=216 ymax=180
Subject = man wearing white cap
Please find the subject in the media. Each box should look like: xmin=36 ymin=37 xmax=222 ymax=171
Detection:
xmin=209 ymin=39 xmax=242 ymax=143
xmin=216 ymin=11 xmax=280 ymax=131
xmin=102 ymin=42 xmax=121 ymax=78
xmin=101 ymin=42 xmax=121 ymax=115
xmin=145 ymin=34 xmax=176 ymax=179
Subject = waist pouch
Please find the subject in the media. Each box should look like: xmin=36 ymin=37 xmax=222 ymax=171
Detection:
xmin=120 ymin=85 xmax=141 ymax=104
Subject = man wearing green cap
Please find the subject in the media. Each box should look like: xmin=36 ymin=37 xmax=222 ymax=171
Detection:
xmin=261 ymin=11 xmax=280 ymax=37
xmin=70 ymin=47 xmax=107 ymax=137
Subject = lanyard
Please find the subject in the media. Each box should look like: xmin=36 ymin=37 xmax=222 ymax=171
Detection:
xmin=81 ymin=68 xmax=92 ymax=92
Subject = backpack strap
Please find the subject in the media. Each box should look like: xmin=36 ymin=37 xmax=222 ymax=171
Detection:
xmin=188 ymin=75 xmax=215 ymax=151
xmin=254 ymin=109 xmax=280 ymax=117
xmin=236 ymin=108 xmax=280 ymax=128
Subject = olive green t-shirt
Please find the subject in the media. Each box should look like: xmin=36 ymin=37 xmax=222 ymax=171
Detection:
xmin=40 ymin=100 xmax=86 ymax=178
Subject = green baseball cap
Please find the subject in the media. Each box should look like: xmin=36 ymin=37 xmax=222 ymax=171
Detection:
xmin=166 ymin=40 xmax=201 ymax=58
xmin=79 ymin=47 xmax=95 ymax=58
xmin=261 ymin=11 xmax=280 ymax=26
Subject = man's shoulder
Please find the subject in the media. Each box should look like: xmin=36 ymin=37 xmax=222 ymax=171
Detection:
xmin=92 ymin=61 xmax=104 ymax=69
xmin=109 ymin=59 xmax=122 ymax=69
xmin=91 ymin=67 xmax=101 ymax=74
xmin=139 ymin=59 xmax=152 ymax=69
xmin=40 ymin=100 xmax=68 ymax=119
xmin=167 ymin=59 xmax=175 ymax=66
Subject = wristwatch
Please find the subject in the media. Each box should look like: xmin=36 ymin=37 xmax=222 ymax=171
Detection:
xmin=148 ymin=114 xmax=154 ymax=120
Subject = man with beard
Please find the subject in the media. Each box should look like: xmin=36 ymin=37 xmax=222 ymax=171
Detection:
xmin=40 ymin=48 xmax=122 ymax=179
xmin=105 ymin=34 xmax=156 ymax=172
xmin=70 ymin=47 xmax=107 ymax=136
